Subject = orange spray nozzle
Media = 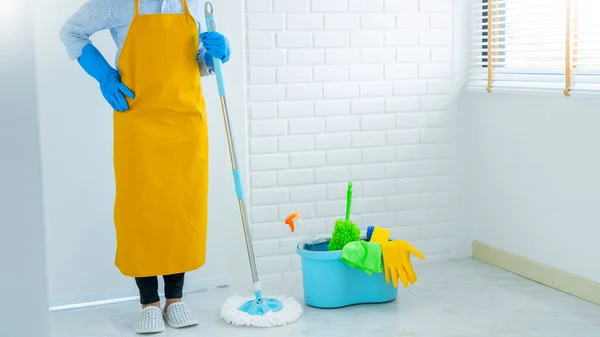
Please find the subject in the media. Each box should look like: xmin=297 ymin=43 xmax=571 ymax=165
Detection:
xmin=285 ymin=212 xmax=302 ymax=232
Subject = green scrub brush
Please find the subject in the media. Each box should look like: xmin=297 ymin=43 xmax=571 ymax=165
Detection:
xmin=328 ymin=182 xmax=360 ymax=251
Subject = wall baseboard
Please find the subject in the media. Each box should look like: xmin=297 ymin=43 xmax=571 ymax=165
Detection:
xmin=472 ymin=241 xmax=600 ymax=306
xmin=49 ymin=276 xmax=231 ymax=311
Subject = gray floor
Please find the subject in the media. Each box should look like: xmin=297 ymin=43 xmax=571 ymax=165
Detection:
xmin=50 ymin=259 xmax=600 ymax=337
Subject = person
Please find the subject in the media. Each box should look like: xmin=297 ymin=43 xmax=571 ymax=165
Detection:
xmin=59 ymin=0 xmax=230 ymax=334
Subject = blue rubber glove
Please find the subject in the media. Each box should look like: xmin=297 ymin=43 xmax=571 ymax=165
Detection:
xmin=200 ymin=31 xmax=231 ymax=70
xmin=77 ymin=44 xmax=135 ymax=112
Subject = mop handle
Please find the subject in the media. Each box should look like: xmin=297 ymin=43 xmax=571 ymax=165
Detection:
xmin=204 ymin=2 xmax=226 ymax=98
xmin=204 ymin=2 xmax=244 ymax=200
xmin=205 ymin=2 xmax=261 ymax=287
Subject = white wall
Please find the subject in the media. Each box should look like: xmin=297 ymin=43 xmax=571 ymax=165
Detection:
xmin=0 ymin=1 xmax=49 ymax=336
xmin=33 ymin=0 xmax=249 ymax=306
xmin=245 ymin=0 xmax=462 ymax=281
xmin=450 ymin=0 xmax=471 ymax=258
xmin=465 ymin=92 xmax=600 ymax=283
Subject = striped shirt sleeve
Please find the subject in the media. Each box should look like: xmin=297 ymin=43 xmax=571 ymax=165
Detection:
xmin=59 ymin=0 xmax=113 ymax=60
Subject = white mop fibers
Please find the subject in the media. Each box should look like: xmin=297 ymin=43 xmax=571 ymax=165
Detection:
xmin=221 ymin=295 xmax=303 ymax=328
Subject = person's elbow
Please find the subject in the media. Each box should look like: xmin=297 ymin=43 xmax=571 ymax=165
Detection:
xmin=58 ymin=21 xmax=72 ymax=48
xmin=59 ymin=23 xmax=90 ymax=61
xmin=58 ymin=23 xmax=76 ymax=58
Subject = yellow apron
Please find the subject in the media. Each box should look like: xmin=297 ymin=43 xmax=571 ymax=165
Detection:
xmin=113 ymin=0 xmax=208 ymax=277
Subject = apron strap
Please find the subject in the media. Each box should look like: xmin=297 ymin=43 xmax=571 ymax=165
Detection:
xmin=180 ymin=0 xmax=191 ymax=15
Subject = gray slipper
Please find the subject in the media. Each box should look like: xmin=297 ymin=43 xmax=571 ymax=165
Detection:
xmin=163 ymin=302 xmax=199 ymax=328
xmin=134 ymin=306 xmax=165 ymax=334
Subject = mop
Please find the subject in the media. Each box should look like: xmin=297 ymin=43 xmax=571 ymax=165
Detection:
xmin=204 ymin=2 xmax=303 ymax=328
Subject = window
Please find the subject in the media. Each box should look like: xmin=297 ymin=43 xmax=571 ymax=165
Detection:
xmin=469 ymin=0 xmax=600 ymax=96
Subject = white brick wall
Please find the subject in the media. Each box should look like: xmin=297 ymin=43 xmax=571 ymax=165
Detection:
xmin=245 ymin=0 xmax=454 ymax=277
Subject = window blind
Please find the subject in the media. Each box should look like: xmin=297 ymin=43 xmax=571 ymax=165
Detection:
xmin=468 ymin=0 xmax=600 ymax=96
xmin=570 ymin=0 xmax=600 ymax=95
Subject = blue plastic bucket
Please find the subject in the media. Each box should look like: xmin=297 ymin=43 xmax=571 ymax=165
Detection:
xmin=296 ymin=239 xmax=398 ymax=308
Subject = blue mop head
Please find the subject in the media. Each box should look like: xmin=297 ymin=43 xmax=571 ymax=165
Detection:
xmin=366 ymin=226 xmax=375 ymax=241
xmin=239 ymin=291 xmax=282 ymax=315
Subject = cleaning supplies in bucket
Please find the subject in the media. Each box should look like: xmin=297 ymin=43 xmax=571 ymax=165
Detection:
xmin=296 ymin=239 xmax=398 ymax=308
xmin=328 ymin=182 xmax=360 ymax=251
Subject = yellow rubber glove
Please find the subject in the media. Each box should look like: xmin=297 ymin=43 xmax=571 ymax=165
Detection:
xmin=397 ymin=240 xmax=425 ymax=286
xmin=381 ymin=240 xmax=425 ymax=288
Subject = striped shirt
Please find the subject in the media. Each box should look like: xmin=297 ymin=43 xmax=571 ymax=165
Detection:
xmin=59 ymin=0 xmax=210 ymax=76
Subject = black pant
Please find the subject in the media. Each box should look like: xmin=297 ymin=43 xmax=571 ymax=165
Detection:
xmin=135 ymin=273 xmax=185 ymax=305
